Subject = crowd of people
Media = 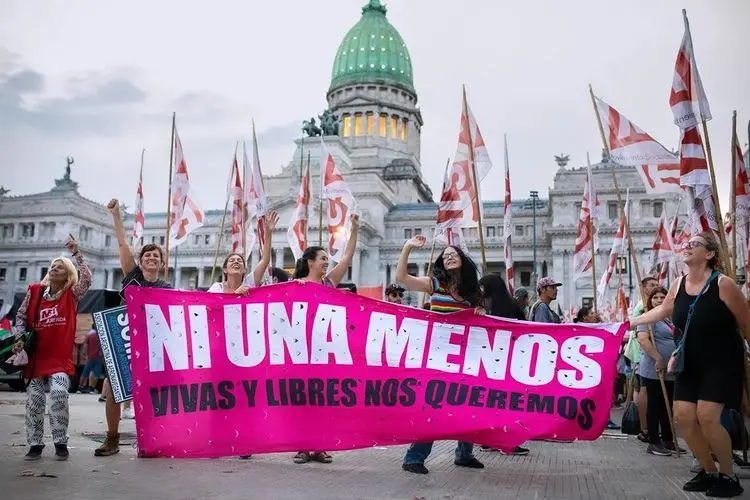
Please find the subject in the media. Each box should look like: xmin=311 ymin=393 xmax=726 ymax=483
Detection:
xmin=7 ymin=198 xmax=750 ymax=497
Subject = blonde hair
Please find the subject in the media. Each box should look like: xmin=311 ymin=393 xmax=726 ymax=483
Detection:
xmin=40 ymin=257 xmax=78 ymax=292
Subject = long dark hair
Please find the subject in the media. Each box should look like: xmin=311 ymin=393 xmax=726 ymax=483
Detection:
xmin=479 ymin=274 xmax=521 ymax=319
xmin=433 ymin=246 xmax=480 ymax=306
xmin=646 ymin=286 xmax=669 ymax=311
xmin=294 ymin=246 xmax=325 ymax=279
xmin=574 ymin=306 xmax=591 ymax=323
xmin=221 ymin=252 xmax=246 ymax=281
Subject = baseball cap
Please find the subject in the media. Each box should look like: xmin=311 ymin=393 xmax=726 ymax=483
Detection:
xmin=537 ymin=277 xmax=562 ymax=291
xmin=513 ymin=288 xmax=529 ymax=299
xmin=385 ymin=283 xmax=405 ymax=295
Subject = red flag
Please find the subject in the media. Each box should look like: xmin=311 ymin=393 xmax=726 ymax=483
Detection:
xmin=229 ymin=153 xmax=243 ymax=253
xmin=670 ymin=10 xmax=711 ymax=129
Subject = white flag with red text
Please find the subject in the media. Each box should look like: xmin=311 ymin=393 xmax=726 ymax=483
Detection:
xmin=169 ymin=127 xmax=204 ymax=247
xmin=573 ymin=168 xmax=599 ymax=280
xmin=436 ymin=94 xmax=492 ymax=229
xmin=595 ymin=96 xmax=682 ymax=194
xmin=320 ymin=138 xmax=356 ymax=263
xmin=670 ymin=11 xmax=711 ymax=129
xmin=132 ymin=149 xmax=145 ymax=241
xmin=229 ymin=153 xmax=243 ymax=253
xmin=597 ymin=193 xmax=628 ymax=307
xmin=287 ymin=162 xmax=311 ymax=261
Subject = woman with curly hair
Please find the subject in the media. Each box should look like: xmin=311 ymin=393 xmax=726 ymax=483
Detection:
xmin=396 ymin=235 xmax=484 ymax=475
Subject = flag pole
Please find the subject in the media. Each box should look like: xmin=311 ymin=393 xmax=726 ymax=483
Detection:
xmin=319 ymin=142 xmax=324 ymax=247
xmin=209 ymin=143 xmax=238 ymax=286
xmin=731 ymin=111 xmax=738 ymax=281
xmin=305 ymin=151 xmax=311 ymax=247
xmin=587 ymin=168 xmax=599 ymax=314
xmin=242 ymin=141 xmax=248 ymax=261
xmin=163 ymin=112 xmax=176 ymax=281
xmin=590 ymin=84 xmax=679 ymax=457
xmin=462 ymin=85 xmax=488 ymax=274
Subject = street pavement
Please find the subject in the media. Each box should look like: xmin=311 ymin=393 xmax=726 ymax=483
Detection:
xmin=2 ymin=390 xmax=749 ymax=499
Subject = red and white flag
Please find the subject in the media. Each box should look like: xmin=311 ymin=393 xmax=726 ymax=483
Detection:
xmin=502 ymin=134 xmax=514 ymax=294
xmin=320 ymin=138 xmax=356 ymax=263
xmin=597 ymin=193 xmax=628 ymax=307
xmin=670 ymin=10 xmax=711 ymax=129
xmin=434 ymin=160 xmax=469 ymax=255
xmin=287 ymin=161 xmax=311 ymax=261
xmin=650 ymin=212 xmax=675 ymax=287
xmin=594 ymin=96 xmax=682 ymax=194
xmin=229 ymin=153 xmax=244 ymax=253
xmin=679 ymin=126 xmax=718 ymax=235
xmin=573 ymin=166 xmax=600 ymax=280
xmin=668 ymin=203 xmax=687 ymax=280
xmin=436 ymin=92 xmax=492 ymax=229
xmin=248 ymin=125 xmax=269 ymax=255
xmin=132 ymin=149 xmax=145 ymax=241
xmin=169 ymin=126 xmax=204 ymax=247
xmin=733 ymin=123 xmax=750 ymax=221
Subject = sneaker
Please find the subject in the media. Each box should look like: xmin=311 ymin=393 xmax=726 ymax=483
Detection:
xmin=24 ymin=445 xmax=44 ymax=461
xmin=683 ymin=470 xmax=716 ymax=493
xmin=98 ymin=395 xmax=106 ymax=402
xmin=647 ymin=443 xmax=672 ymax=457
xmin=606 ymin=420 xmax=621 ymax=430
xmin=503 ymin=446 xmax=530 ymax=456
xmin=663 ymin=441 xmax=687 ymax=454
xmin=706 ymin=473 xmax=743 ymax=498
xmin=54 ymin=444 xmax=69 ymax=461
xmin=402 ymin=463 xmax=429 ymax=474
xmin=121 ymin=406 xmax=135 ymax=419
xmin=637 ymin=431 xmax=649 ymax=443
xmin=94 ymin=432 xmax=120 ymax=457
xmin=239 ymin=454 xmax=252 ymax=460
xmin=454 ymin=457 xmax=485 ymax=469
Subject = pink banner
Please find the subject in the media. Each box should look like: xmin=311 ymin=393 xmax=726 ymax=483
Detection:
xmin=126 ymin=283 xmax=627 ymax=458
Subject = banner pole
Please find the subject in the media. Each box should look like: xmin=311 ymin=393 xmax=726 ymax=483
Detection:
xmin=731 ymin=111 xmax=738 ymax=281
xmin=590 ymin=84 xmax=678 ymax=456
xmin=462 ymin=85 xmax=488 ymax=274
xmin=163 ymin=112 xmax=176 ymax=281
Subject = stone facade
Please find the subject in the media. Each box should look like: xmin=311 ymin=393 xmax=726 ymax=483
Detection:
xmin=0 ymin=0 xmax=682 ymax=312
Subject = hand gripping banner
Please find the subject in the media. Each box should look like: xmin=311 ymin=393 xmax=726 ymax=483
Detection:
xmin=126 ymin=283 xmax=627 ymax=458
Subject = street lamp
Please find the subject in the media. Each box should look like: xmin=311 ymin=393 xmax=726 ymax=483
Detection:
xmin=529 ymin=190 xmax=539 ymax=288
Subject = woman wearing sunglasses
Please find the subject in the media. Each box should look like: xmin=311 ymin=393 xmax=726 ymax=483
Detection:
xmin=631 ymin=233 xmax=749 ymax=497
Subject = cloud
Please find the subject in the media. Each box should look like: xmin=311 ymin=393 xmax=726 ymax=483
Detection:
xmin=257 ymin=121 xmax=302 ymax=149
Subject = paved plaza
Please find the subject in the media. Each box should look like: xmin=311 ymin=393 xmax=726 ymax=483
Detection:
xmin=2 ymin=390 xmax=749 ymax=499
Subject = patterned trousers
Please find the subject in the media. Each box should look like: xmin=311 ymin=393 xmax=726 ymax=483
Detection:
xmin=25 ymin=373 xmax=70 ymax=446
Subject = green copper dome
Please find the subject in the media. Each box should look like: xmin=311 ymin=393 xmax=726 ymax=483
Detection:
xmin=330 ymin=0 xmax=415 ymax=94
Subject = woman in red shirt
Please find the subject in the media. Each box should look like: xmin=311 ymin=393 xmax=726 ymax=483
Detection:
xmin=13 ymin=236 xmax=92 ymax=461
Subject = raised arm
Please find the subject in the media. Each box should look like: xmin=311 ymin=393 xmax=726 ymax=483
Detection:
xmin=328 ymin=214 xmax=359 ymax=287
xmin=631 ymin=278 xmax=680 ymax=327
xmin=719 ymin=275 xmax=750 ymax=342
xmin=12 ymin=289 xmax=31 ymax=339
xmin=65 ymin=236 xmax=92 ymax=299
xmin=107 ymin=198 xmax=137 ymax=275
xmin=251 ymin=211 xmax=279 ymax=286
xmin=395 ymin=235 xmax=432 ymax=294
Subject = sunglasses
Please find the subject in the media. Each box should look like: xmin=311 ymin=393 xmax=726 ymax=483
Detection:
xmin=684 ymin=240 xmax=707 ymax=250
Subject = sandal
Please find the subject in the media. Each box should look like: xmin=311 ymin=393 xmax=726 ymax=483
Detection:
xmin=293 ymin=452 xmax=312 ymax=464
xmin=311 ymin=451 xmax=333 ymax=464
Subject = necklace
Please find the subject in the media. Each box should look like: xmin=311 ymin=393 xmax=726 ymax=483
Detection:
xmin=43 ymin=286 xmax=63 ymax=301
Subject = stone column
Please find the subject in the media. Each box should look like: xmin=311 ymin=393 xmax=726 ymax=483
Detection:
xmin=198 ymin=267 xmax=205 ymax=288
xmin=106 ymin=268 xmax=114 ymax=289
xmin=379 ymin=264 xmax=387 ymax=289
xmin=274 ymin=247 xmax=284 ymax=269
xmin=174 ymin=267 xmax=182 ymax=290
xmin=351 ymin=248 xmax=361 ymax=285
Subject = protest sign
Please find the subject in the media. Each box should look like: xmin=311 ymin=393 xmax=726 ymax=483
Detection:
xmin=93 ymin=305 xmax=132 ymax=403
xmin=126 ymin=283 xmax=626 ymax=458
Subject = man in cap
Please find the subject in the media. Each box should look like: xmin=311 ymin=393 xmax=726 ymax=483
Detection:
xmin=529 ymin=277 xmax=562 ymax=324
xmin=384 ymin=283 xmax=405 ymax=305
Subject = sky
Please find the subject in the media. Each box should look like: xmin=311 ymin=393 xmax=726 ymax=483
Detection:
xmin=1 ymin=0 xmax=748 ymax=213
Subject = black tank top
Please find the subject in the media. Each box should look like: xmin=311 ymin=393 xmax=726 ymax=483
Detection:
xmin=671 ymin=274 xmax=743 ymax=375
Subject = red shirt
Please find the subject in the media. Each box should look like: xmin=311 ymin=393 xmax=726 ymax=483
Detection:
xmin=24 ymin=284 xmax=78 ymax=379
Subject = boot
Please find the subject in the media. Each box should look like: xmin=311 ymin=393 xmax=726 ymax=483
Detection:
xmin=94 ymin=432 xmax=120 ymax=457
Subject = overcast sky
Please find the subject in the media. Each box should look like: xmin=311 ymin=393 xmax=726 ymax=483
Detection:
xmin=1 ymin=0 xmax=748 ymax=213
